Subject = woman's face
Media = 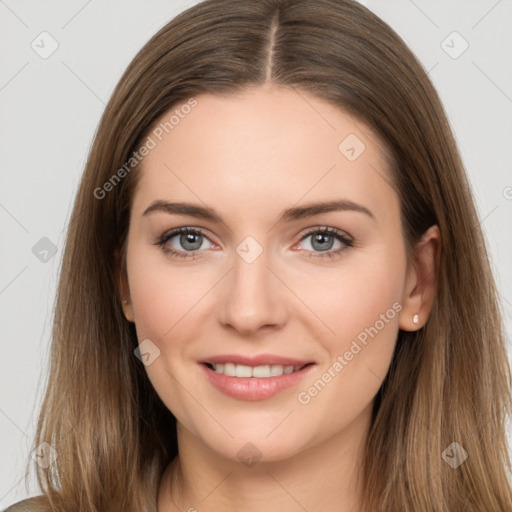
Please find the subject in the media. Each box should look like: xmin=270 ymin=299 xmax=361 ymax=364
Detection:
xmin=121 ymin=85 xmax=415 ymax=462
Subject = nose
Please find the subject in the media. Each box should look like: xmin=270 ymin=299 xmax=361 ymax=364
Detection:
xmin=216 ymin=244 xmax=289 ymax=337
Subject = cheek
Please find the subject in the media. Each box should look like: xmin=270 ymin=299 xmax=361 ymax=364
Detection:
xmin=127 ymin=245 xmax=214 ymax=341
xmin=125 ymin=247 xmax=208 ymax=424
xmin=125 ymin=243 xmax=228 ymax=408
xmin=293 ymin=245 xmax=405 ymax=431
xmin=295 ymin=243 xmax=406 ymax=347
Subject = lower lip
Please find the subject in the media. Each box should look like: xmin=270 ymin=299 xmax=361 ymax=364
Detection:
xmin=200 ymin=363 xmax=315 ymax=401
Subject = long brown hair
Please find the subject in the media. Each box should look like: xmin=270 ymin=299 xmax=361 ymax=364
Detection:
xmin=27 ymin=0 xmax=512 ymax=510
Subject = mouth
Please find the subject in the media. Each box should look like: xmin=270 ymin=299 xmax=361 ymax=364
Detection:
xmin=199 ymin=355 xmax=316 ymax=401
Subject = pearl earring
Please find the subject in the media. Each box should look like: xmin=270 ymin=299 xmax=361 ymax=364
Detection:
xmin=413 ymin=314 xmax=419 ymax=324
xmin=123 ymin=299 xmax=128 ymax=304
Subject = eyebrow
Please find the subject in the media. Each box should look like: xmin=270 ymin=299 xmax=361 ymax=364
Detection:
xmin=142 ymin=199 xmax=375 ymax=224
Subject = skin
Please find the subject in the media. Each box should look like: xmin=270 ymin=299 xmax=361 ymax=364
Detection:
xmin=117 ymin=84 xmax=440 ymax=511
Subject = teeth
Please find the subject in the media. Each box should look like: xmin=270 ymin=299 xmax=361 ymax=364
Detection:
xmin=236 ymin=364 xmax=253 ymax=377
xmin=224 ymin=363 xmax=235 ymax=376
xmin=211 ymin=363 xmax=300 ymax=378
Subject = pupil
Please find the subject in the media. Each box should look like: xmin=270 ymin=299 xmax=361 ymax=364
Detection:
xmin=312 ymin=233 xmax=333 ymax=252
xmin=181 ymin=232 xmax=202 ymax=250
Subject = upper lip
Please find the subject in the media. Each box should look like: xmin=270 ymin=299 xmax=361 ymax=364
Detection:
xmin=199 ymin=354 xmax=314 ymax=367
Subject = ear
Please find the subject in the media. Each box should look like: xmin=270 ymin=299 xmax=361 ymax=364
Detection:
xmin=114 ymin=248 xmax=135 ymax=323
xmin=398 ymin=225 xmax=441 ymax=331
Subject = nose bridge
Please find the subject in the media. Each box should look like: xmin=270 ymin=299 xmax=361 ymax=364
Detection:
xmin=217 ymin=237 xmax=288 ymax=334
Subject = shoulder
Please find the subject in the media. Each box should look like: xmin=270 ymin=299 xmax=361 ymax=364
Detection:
xmin=3 ymin=496 xmax=50 ymax=512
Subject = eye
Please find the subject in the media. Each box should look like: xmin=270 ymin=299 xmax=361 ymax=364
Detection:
xmin=155 ymin=227 xmax=215 ymax=259
xmin=296 ymin=227 xmax=353 ymax=259
xmin=155 ymin=226 xmax=353 ymax=260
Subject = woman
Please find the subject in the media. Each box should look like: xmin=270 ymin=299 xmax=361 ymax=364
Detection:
xmin=6 ymin=0 xmax=512 ymax=510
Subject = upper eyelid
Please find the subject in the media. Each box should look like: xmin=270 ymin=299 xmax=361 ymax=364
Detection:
xmin=159 ymin=226 xmax=215 ymax=244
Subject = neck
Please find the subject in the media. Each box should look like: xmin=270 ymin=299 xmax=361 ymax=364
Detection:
xmin=158 ymin=402 xmax=373 ymax=512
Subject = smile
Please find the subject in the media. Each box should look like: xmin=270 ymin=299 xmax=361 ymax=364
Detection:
xmin=199 ymin=356 xmax=316 ymax=401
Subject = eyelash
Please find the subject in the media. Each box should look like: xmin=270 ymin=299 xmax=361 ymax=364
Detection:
xmin=155 ymin=226 xmax=354 ymax=260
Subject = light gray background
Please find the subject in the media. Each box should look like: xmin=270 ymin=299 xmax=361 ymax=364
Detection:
xmin=1 ymin=0 xmax=511 ymax=508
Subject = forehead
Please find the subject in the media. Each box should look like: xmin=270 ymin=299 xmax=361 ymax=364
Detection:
xmin=132 ymin=86 xmax=397 ymax=222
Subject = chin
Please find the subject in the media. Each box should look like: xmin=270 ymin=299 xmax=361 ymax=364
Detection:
xmin=195 ymin=425 xmax=310 ymax=466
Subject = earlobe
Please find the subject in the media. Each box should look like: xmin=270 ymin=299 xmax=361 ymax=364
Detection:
xmin=114 ymin=248 xmax=135 ymax=323
xmin=398 ymin=225 xmax=441 ymax=332
xmin=122 ymin=300 xmax=135 ymax=323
